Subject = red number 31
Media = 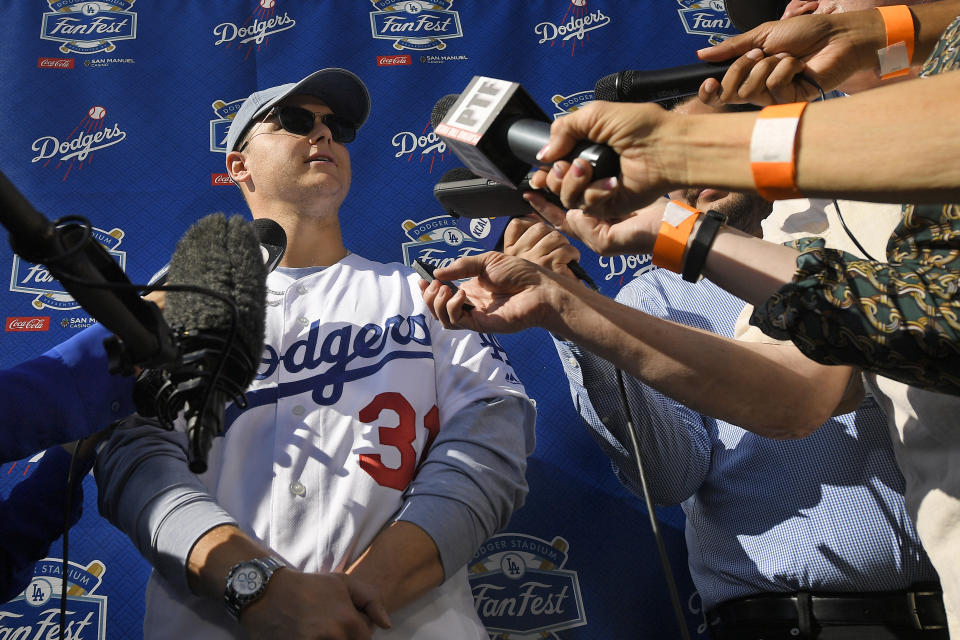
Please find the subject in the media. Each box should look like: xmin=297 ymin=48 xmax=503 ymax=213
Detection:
xmin=358 ymin=392 xmax=439 ymax=490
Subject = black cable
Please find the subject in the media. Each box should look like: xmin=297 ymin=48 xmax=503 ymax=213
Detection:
xmin=797 ymin=77 xmax=878 ymax=262
xmin=58 ymin=439 xmax=82 ymax=640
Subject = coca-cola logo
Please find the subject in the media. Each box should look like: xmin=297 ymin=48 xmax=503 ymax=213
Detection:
xmin=376 ymin=55 xmax=411 ymax=66
xmin=211 ymin=173 xmax=233 ymax=186
xmin=6 ymin=317 xmax=51 ymax=332
xmin=37 ymin=57 xmax=75 ymax=69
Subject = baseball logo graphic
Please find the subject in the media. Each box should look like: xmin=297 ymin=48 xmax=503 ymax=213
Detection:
xmin=260 ymin=0 xmax=275 ymax=7
xmin=88 ymin=105 xmax=106 ymax=120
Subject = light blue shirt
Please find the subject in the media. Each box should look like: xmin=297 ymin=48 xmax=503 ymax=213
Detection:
xmin=555 ymin=268 xmax=937 ymax=610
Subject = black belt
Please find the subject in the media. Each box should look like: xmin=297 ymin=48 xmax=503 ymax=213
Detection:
xmin=707 ymin=589 xmax=947 ymax=632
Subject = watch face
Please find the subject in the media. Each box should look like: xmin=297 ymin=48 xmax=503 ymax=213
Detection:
xmin=232 ymin=566 xmax=264 ymax=596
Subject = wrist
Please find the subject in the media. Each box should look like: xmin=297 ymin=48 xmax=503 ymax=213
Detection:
xmin=672 ymin=111 xmax=756 ymax=192
xmin=835 ymin=8 xmax=890 ymax=75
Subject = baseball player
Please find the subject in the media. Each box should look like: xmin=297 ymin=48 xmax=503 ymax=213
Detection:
xmin=95 ymin=67 xmax=536 ymax=639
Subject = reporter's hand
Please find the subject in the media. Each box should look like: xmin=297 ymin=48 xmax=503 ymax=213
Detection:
xmin=696 ymin=9 xmax=884 ymax=105
xmin=241 ymin=570 xmax=390 ymax=640
xmin=502 ymin=215 xmax=580 ymax=280
xmin=530 ymin=100 xmax=674 ymax=218
xmin=419 ymin=252 xmax=565 ymax=334
xmin=523 ymin=192 xmax=664 ymax=257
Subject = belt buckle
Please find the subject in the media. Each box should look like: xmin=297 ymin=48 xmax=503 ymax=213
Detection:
xmin=907 ymin=591 xmax=946 ymax=631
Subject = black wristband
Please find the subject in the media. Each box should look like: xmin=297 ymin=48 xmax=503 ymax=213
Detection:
xmin=681 ymin=209 xmax=726 ymax=283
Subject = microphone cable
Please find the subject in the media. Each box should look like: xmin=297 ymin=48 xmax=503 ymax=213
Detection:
xmin=37 ymin=214 xmax=244 ymax=639
xmin=534 ymin=213 xmax=692 ymax=639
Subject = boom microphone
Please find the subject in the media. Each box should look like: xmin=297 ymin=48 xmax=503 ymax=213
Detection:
xmin=594 ymin=61 xmax=734 ymax=103
xmin=145 ymin=213 xmax=267 ymax=473
xmin=0 ymin=169 xmax=176 ymax=372
xmin=432 ymin=76 xmax=620 ymax=188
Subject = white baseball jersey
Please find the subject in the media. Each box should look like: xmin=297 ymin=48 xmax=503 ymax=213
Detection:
xmin=142 ymin=252 xmax=529 ymax=639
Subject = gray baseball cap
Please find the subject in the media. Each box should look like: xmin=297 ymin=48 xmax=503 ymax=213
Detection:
xmin=225 ymin=67 xmax=371 ymax=153
xmin=724 ymin=0 xmax=789 ymax=32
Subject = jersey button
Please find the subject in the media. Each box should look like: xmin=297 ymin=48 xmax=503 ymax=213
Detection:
xmin=292 ymin=405 xmax=306 ymax=416
xmin=296 ymin=284 xmax=309 ymax=295
xmin=289 ymin=481 xmax=306 ymax=497
xmin=297 ymin=316 xmax=309 ymax=326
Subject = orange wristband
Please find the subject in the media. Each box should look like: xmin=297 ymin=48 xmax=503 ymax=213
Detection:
xmin=750 ymin=102 xmax=807 ymax=201
xmin=652 ymin=200 xmax=701 ymax=273
xmin=876 ymin=5 xmax=915 ymax=79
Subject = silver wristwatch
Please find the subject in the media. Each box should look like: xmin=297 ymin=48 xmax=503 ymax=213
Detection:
xmin=224 ymin=556 xmax=286 ymax=620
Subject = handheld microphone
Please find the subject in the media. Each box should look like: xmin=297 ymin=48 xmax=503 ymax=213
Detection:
xmin=594 ymin=61 xmax=734 ymax=103
xmin=0 ymin=170 xmax=177 ymax=373
xmin=143 ymin=213 xmax=267 ymax=473
xmin=431 ymin=77 xmax=620 ymax=188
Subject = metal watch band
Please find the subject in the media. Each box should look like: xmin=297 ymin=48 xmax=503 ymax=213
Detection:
xmin=224 ymin=556 xmax=286 ymax=621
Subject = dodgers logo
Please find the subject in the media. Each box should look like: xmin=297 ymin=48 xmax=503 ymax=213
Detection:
xmin=551 ymin=90 xmax=595 ymax=118
xmin=209 ymin=98 xmax=245 ymax=153
xmin=470 ymin=533 xmax=587 ymax=638
xmin=392 ymin=120 xmax=448 ymax=173
xmin=677 ymin=0 xmax=738 ymax=45
xmin=31 ymin=105 xmax=127 ymax=181
xmin=601 ymin=254 xmax=655 ymax=286
xmin=535 ymin=1 xmax=610 ymax=56
xmin=0 ymin=557 xmax=108 ymax=638
xmin=40 ymin=0 xmax=137 ymax=55
xmin=11 ymin=226 xmax=126 ymax=311
xmin=213 ymin=0 xmax=296 ymax=54
xmin=370 ymin=0 xmax=463 ymax=51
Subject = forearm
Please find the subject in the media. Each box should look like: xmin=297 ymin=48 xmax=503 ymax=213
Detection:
xmin=663 ymin=71 xmax=960 ymax=203
xmin=545 ymin=278 xmax=850 ymax=436
xmin=346 ymin=521 xmax=443 ymax=613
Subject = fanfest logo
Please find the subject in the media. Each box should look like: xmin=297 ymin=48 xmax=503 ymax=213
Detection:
xmin=0 ymin=557 xmax=108 ymax=639
xmin=399 ymin=215 xmax=485 ymax=270
xmin=5 ymin=317 xmax=51 ymax=332
xmin=213 ymin=0 xmax=296 ymax=54
xmin=601 ymin=254 xmax=655 ymax=286
xmin=40 ymin=0 xmax=137 ymax=55
xmin=677 ymin=0 xmax=738 ymax=45
xmin=11 ymin=226 xmax=127 ymax=311
xmin=377 ymin=54 xmax=411 ymax=66
xmin=31 ymin=105 xmax=127 ymax=181
xmin=470 ymin=533 xmax=587 ymax=637
xmin=369 ymin=0 xmax=463 ymax=51
xmin=551 ymin=89 xmax=595 ymax=117
xmin=392 ymin=121 xmax=448 ymax=173
xmin=535 ymin=1 xmax=610 ymax=56
xmin=37 ymin=56 xmax=75 ymax=69
xmin=209 ymin=98 xmax=245 ymax=153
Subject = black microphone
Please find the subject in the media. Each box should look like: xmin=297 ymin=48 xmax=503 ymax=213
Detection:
xmin=146 ymin=213 xmax=267 ymax=473
xmin=0 ymin=169 xmax=177 ymax=373
xmin=431 ymin=76 xmax=620 ymax=188
xmin=594 ymin=61 xmax=733 ymax=103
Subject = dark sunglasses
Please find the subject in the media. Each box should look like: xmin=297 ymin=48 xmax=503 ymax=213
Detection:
xmin=239 ymin=105 xmax=357 ymax=150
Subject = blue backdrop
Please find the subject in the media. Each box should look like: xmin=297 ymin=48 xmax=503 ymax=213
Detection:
xmin=0 ymin=1 xmax=742 ymax=637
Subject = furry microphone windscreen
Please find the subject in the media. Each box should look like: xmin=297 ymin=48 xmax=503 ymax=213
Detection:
xmin=164 ymin=213 xmax=267 ymax=387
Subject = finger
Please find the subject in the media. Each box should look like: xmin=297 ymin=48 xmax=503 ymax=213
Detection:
xmin=579 ymin=176 xmax=621 ymax=216
xmin=717 ymin=48 xmax=766 ymax=104
xmin=781 ymin=0 xmax=818 ymax=19
xmin=696 ymin=28 xmax=762 ymax=62
xmin=560 ymin=157 xmax=595 ymax=209
xmin=528 ymin=168 xmax=550 ymax=190
xmin=537 ymin=109 xmax=593 ymax=164
xmin=543 ymin=160 xmax=571 ymax=196
xmin=699 ymin=77 xmax=723 ymax=106
xmin=503 ymin=217 xmax=539 ymax=256
xmin=434 ymin=253 xmax=489 ymax=281
xmin=420 ymin=280 xmax=442 ymax=321
xmin=737 ymin=54 xmax=784 ymax=103
xmin=344 ymin=580 xmax=391 ymax=630
xmin=444 ymin=288 xmax=473 ymax=327
xmin=523 ymin=192 xmax=568 ymax=223
xmin=765 ymin=55 xmax=808 ymax=103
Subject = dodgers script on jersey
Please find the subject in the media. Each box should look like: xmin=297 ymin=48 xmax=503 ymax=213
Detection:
xmin=141 ymin=253 xmax=529 ymax=639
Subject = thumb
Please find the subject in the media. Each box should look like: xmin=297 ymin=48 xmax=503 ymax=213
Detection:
xmin=697 ymin=30 xmax=759 ymax=61
xmin=346 ymin=580 xmax=392 ymax=630
xmin=434 ymin=252 xmax=495 ymax=281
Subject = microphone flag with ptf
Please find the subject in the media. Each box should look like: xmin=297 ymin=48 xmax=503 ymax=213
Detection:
xmin=432 ymin=76 xmax=619 ymax=188
xmin=141 ymin=213 xmax=267 ymax=473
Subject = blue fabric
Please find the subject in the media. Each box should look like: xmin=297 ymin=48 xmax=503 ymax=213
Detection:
xmin=0 ymin=324 xmax=135 ymax=600
xmin=1 ymin=323 xmax=135 ymax=463
xmin=555 ymin=269 xmax=938 ymax=610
